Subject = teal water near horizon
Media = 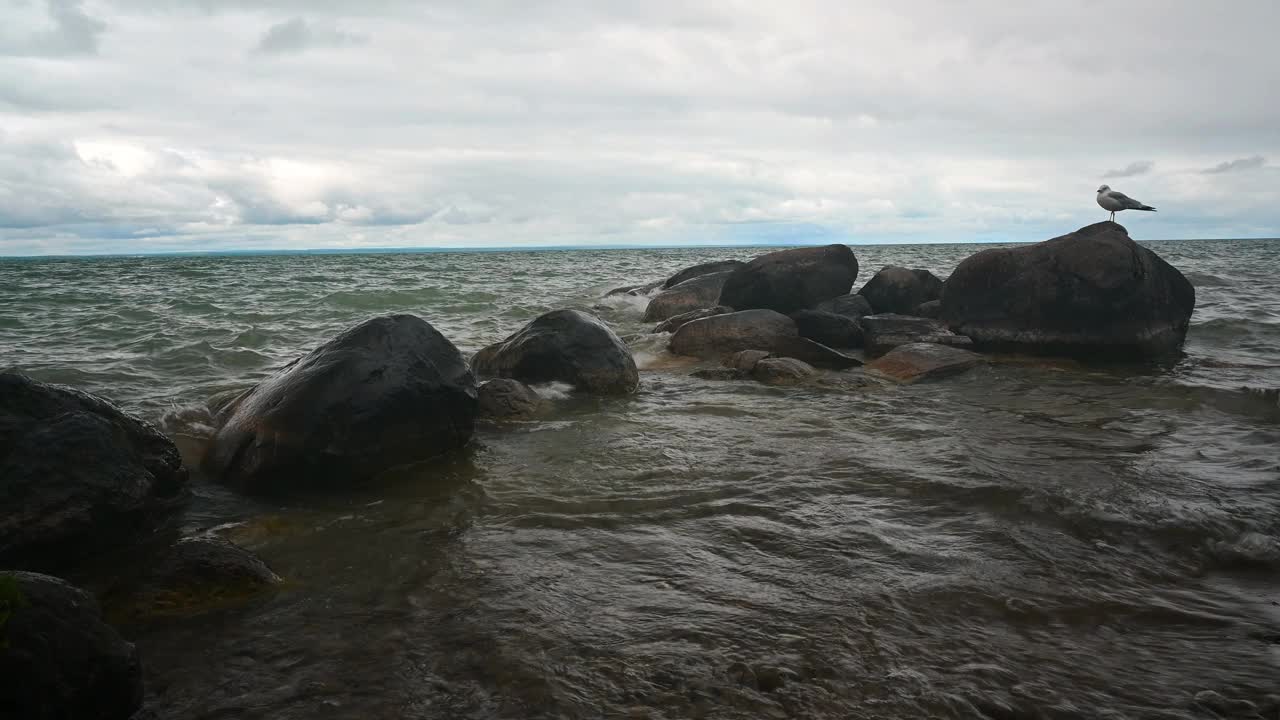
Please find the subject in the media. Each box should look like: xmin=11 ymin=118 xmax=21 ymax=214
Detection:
xmin=1 ymin=238 xmax=1278 ymax=718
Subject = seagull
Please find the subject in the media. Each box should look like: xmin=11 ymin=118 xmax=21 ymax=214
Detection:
xmin=1096 ymin=185 xmax=1156 ymax=222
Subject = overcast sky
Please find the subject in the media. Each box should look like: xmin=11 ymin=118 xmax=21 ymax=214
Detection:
xmin=1 ymin=0 xmax=1278 ymax=255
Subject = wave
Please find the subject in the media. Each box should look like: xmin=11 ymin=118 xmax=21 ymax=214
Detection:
xmin=321 ymin=288 xmax=447 ymax=309
xmin=1184 ymin=271 xmax=1234 ymax=287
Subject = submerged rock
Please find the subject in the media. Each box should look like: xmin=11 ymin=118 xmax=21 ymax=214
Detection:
xmin=812 ymin=293 xmax=874 ymax=320
xmin=653 ymin=306 xmax=732 ymax=334
xmin=606 ymin=279 xmax=663 ymax=297
xmin=752 ymin=357 xmax=816 ymax=385
xmin=0 ymin=374 xmax=188 ymax=572
xmin=724 ymin=349 xmax=772 ymax=373
xmin=789 ymin=309 xmax=863 ymax=348
xmin=472 ymin=309 xmax=639 ymax=394
xmin=668 ymin=309 xmax=798 ymax=359
xmin=866 ymin=343 xmax=983 ymax=383
xmin=205 ymin=314 xmax=477 ymax=494
xmin=860 ymin=314 xmax=974 ymax=357
xmin=719 ymin=245 xmax=860 ymax=313
xmin=857 ymin=266 xmax=944 ymax=315
xmin=0 ymin=571 xmax=143 ymax=720
xmin=642 ymin=271 xmax=735 ymax=323
xmin=662 ymin=259 xmax=746 ymax=289
xmin=107 ymin=535 xmax=281 ymax=620
xmin=477 ymin=378 xmax=545 ymax=419
xmin=940 ymin=221 xmax=1195 ymax=357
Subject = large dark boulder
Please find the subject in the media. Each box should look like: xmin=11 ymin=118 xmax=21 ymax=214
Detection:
xmin=857 ymin=266 xmax=944 ymax=315
xmin=653 ymin=306 xmax=732 ymax=334
xmin=813 ymin=293 xmax=874 ymax=319
xmin=642 ymin=271 xmax=735 ymax=323
xmin=719 ymin=245 xmax=859 ymax=314
xmin=940 ymin=222 xmax=1195 ymax=357
xmin=472 ymin=309 xmax=639 ymax=394
xmin=668 ymin=309 xmax=797 ymax=359
xmin=789 ymin=310 xmax=863 ymax=348
xmin=0 ymin=571 xmax=143 ymax=720
xmin=861 ymin=314 xmax=974 ymax=357
xmin=0 ymin=374 xmax=187 ymax=572
xmin=663 ymin=259 xmax=746 ymax=289
xmin=204 ymin=314 xmax=476 ymax=494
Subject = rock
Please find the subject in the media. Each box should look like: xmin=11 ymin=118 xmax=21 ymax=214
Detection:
xmin=668 ymin=309 xmax=798 ymax=359
xmin=0 ymin=374 xmax=188 ymax=572
xmin=915 ymin=299 xmax=942 ymax=318
xmin=472 ymin=309 xmax=639 ymax=394
xmin=477 ymin=378 xmax=544 ymax=419
xmin=204 ymin=314 xmax=476 ymax=494
xmin=860 ymin=314 xmax=974 ymax=357
xmin=719 ymin=245 xmax=860 ymax=313
xmin=724 ymin=349 xmax=772 ymax=373
xmin=752 ymin=358 xmax=815 ymax=385
xmin=812 ymin=293 xmax=874 ymax=319
xmin=0 ymin=571 xmax=143 ymax=720
xmin=768 ymin=336 xmax=863 ymax=369
xmin=940 ymin=221 xmax=1195 ymax=357
xmin=662 ymin=259 xmax=746 ymax=289
xmin=653 ymin=306 xmax=732 ymax=334
xmin=642 ymin=271 xmax=735 ymax=323
xmin=107 ymin=536 xmax=281 ymax=620
xmin=857 ymin=266 xmax=944 ymax=314
xmin=789 ymin=309 xmax=863 ymax=348
xmin=866 ymin=343 xmax=982 ymax=383
xmin=690 ymin=368 xmax=747 ymax=382
xmin=606 ymin=279 xmax=663 ymax=297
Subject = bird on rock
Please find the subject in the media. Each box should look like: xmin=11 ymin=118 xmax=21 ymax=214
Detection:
xmin=1096 ymin=185 xmax=1156 ymax=222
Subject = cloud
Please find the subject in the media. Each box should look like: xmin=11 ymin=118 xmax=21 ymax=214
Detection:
xmin=253 ymin=17 xmax=366 ymax=55
xmin=1102 ymin=161 xmax=1154 ymax=179
xmin=1200 ymin=155 xmax=1267 ymax=174
xmin=0 ymin=0 xmax=107 ymax=57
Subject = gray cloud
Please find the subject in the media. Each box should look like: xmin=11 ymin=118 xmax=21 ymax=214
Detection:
xmin=0 ymin=0 xmax=106 ymax=57
xmin=1201 ymin=155 xmax=1267 ymax=174
xmin=1102 ymin=161 xmax=1154 ymax=179
xmin=253 ymin=17 xmax=366 ymax=55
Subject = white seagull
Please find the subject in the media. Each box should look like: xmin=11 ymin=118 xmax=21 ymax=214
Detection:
xmin=1096 ymin=185 xmax=1156 ymax=222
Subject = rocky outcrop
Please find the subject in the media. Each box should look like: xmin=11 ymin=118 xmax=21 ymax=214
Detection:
xmin=0 ymin=571 xmax=144 ymax=720
xmin=812 ymin=293 xmax=874 ymax=319
xmin=789 ymin=310 xmax=863 ymax=348
xmin=0 ymin=374 xmax=188 ymax=572
xmin=477 ymin=379 xmax=545 ymax=419
xmin=204 ymin=314 xmax=477 ymax=494
xmin=653 ymin=306 xmax=732 ymax=334
xmin=642 ymin=271 xmax=735 ymax=323
xmin=857 ymin=266 xmax=944 ymax=315
xmin=861 ymin=314 xmax=974 ymax=357
xmin=719 ymin=245 xmax=859 ymax=313
xmin=472 ymin=309 xmax=639 ymax=394
xmin=940 ymin=221 xmax=1196 ymax=357
xmin=866 ymin=343 xmax=983 ymax=383
xmin=662 ymin=260 xmax=746 ymax=289
xmin=107 ymin=536 xmax=281 ymax=620
xmin=668 ymin=309 xmax=798 ymax=359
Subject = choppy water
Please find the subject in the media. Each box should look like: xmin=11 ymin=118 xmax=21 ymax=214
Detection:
xmin=2 ymin=240 xmax=1279 ymax=719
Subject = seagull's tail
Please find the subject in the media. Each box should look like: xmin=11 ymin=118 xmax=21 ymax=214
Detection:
xmin=1138 ymin=204 xmax=1156 ymax=212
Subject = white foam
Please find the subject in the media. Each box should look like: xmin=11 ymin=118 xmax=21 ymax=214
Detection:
xmin=530 ymin=381 xmax=576 ymax=400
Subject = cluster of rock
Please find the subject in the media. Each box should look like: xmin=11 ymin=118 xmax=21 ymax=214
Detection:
xmin=0 ymin=220 xmax=1195 ymax=717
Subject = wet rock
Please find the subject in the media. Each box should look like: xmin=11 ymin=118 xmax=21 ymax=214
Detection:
xmin=108 ymin=536 xmax=281 ymax=620
xmin=940 ymin=221 xmax=1195 ymax=357
xmin=719 ymin=245 xmax=860 ymax=314
xmin=642 ymin=271 xmax=735 ymax=323
xmin=768 ymin=336 xmax=863 ymax=369
xmin=473 ymin=309 xmax=639 ymax=394
xmin=477 ymin=379 xmax=545 ymax=420
xmin=790 ymin=309 xmax=863 ymax=348
xmin=205 ymin=314 xmax=477 ymax=494
xmin=668 ymin=309 xmax=797 ymax=359
xmin=0 ymin=374 xmax=188 ymax=572
xmin=857 ymin=266 xmax=944 ymax=315
xmin=662 ymin=259 xmax=746 ymax=289
xmin=606 ymin=279 xmax=663 ymax=297
xmin=812 ymin=293 xmax=874 ymax=320
xmin=861 ymin=314 xmax=974 ymax=357
xmin=653 ymin=306 xmax=733 ymax=334
xmin=0 ymin=571 xmax=143 ymax=720
xmin=752 ymin=358 xmax=815 ymax=385
xmin=866 ymin=342 xmax=982 ymax=383
xmin=690 ymin=368 xmax=748 ymax=382
xmin=752 ymin=664 xmax=799 ymax=693
xmin=724 ymin=349 xmax=772 ymax=373
xmin=915 ymin=299 xmax=942 ymax=318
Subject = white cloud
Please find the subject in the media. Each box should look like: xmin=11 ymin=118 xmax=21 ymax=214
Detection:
xmin=0 ymin=0 xmax=1278 ymax=254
